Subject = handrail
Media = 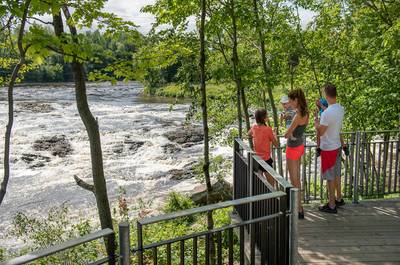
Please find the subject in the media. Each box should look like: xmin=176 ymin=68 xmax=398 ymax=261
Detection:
xmin=235 ymin=137 xmax=250 ymax=152
xmin=253 ymin=155 xmax=292 ymax=189
xmin=139 ymin=191 xmax=286 ymax=225
xmin=234 ymin=137 xmax=292 ymax=190
xmin=276 ymin=130 xmax=399 ymax=138
xmin=1 ymin=228 xmax=114 ymax=265
xmin=134 ymin=212 xmax=283 ymax=252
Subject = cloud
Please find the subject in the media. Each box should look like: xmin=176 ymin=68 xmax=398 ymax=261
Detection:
xmin=103 ymin=1 xmax=315 ymax=33
xmin=104 ymin=0 xmax=157 ymax=33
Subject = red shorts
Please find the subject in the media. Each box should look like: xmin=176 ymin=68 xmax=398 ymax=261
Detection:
xmin=286 ymin=144 xmax=304 ymax=160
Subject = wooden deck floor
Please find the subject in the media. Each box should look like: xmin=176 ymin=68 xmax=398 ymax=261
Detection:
xmin=298 ymin=198 xmax=400 ymax=265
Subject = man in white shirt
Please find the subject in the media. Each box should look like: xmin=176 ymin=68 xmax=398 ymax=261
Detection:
xmin=314 ymin=84 xmax=345 ymax=213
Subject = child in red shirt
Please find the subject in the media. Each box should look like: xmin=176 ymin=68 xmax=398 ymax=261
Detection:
xmin=248 ymin=109 xmax=279 ymax=167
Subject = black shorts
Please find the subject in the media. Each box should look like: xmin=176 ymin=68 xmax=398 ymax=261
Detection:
xmin=262 ymin=158 xmax=274 ymax=171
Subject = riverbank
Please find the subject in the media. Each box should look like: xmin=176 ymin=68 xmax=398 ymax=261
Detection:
xmin=144 ymin=83 xmax=234 ymax=99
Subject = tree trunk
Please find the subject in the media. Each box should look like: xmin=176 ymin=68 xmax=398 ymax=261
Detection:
xmin=228 ymin=0 xmax=243 ymax=139
xmin=56 ymin=8 xmax=116 ymax=263
xmin=229 ymin=0 xmax=252 ymax=147
xmin=252 ymin=0 xmax=279 ymax=132
xmin=294 ymin=5 xmax=322 ymax=98
xmin=0 ymin=0 xmax=31 ymax=205
xmin=200 ymin=0 xmax=215 ymax=263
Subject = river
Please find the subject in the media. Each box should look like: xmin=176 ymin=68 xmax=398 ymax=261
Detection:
xmin=0 ymin=82 xmax=231 ymax=251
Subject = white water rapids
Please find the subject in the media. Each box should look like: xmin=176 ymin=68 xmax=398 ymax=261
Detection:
xmin=0 ymin=82 xmax=231 ymax=251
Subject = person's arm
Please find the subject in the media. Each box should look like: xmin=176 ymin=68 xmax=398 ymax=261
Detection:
xmin=271 ymin=131 xmax=279 ymax=148
xmin=284 ymin=114 xmax=299 ymax=138
xmin=340 ymin=134 xmax=350 ymax=155
xmin=316 ymin=100 xmax=327 ymax=111
xmin=248 ymin=128 xmax=253 ymax=138
xmin=314 ymin=109 xmax=328 ymax=137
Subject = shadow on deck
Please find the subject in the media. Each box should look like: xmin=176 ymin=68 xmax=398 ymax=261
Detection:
xmin=298 ymin=198 xmax=400 ymax=265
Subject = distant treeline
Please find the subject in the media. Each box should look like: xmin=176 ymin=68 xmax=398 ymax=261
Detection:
xmin=0 ymin=30 xmax=140 ymax=83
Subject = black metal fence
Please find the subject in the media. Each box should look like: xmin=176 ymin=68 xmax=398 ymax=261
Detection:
xmin=233 ymin=138 xmax=295 ymax=265
xmin=270 ymin=130 xmax=399 ymax=203
xmin=134 ymin=191 xmax=294 ymax=265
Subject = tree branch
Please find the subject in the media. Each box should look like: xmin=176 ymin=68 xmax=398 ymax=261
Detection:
xmin=27 ymin=16 xmax=54 ymax=25
xmin=0 ymin=15 xmax=14 ymax=32
xmin=74 ymin=175 xmax=96 ymax=193
xmin=45 ymin=45 xmax=86 ymax=61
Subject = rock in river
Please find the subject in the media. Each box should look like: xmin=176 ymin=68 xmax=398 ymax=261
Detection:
xmin=33 ymin=135 xmax=73 ymax=157
xmin=164 ymin=126 xmax=204 ymax=145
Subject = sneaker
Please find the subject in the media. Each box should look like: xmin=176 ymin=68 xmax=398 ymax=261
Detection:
xmin=298 ymin=211 xmax=304 ymax=220
xmin=318 ymin=203 xmax=337 ymax=214
xmin=335 ymin=198 xmax=345 ymax=207
xmin=316 ymin=148 xmax=321 ymax=157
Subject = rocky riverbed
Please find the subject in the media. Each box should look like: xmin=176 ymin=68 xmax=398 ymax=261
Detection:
xmin=0 ymin=82 xmax=231 ymax=251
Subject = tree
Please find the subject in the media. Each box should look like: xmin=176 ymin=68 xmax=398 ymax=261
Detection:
xmin=0 ymin=0 xmax=31 ymax=205
xmin=251 ymin=0 xmax=280 ymax=132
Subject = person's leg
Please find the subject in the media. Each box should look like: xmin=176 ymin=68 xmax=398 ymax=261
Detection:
xmin=335 ymin=176 xmax=342 ymax=200
xmin=334 ymin=150 xmax=344 ymax=205
xmin=263 ymin=159 xmax=276 ymax=188
xmin=296 ymin=159 xmax=303 ymax=212
xmin=319 ymin=149 xmax=338 ymax=213
xmin=327 ymin=180 xmax=336 ymax=208
xmin=288 ymin=158 xmax=302 ymax=212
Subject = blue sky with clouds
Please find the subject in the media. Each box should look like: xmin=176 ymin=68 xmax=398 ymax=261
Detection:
xmin=103 ymin=1 xmax=316 ymax=33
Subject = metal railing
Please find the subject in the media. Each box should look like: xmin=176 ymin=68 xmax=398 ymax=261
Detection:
xmin=0 ymin=228 xmax=115 ymax=265
xmin=270 ymin=130 xmax=399 ymax=203
xmin=133 ymin=190 xmax=296 ymax=265
xmin=233 ymin=138 xmax=296 ymax=264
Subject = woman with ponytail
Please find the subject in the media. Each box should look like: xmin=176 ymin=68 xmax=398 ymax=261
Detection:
xmin=284 ymin=89 xmax=309 ymax=219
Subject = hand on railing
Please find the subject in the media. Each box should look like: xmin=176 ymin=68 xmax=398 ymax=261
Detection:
xmin=343 ymin=145 xmax=350 ymax=156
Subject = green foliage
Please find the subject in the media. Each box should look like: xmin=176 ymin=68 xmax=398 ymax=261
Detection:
xmin=131 ymin=205 xmax=239 ymax=265
xmin=6 ymin=204 xmax=105 ymax=264
xmin=164 ymin=191 xmax=195 ymax=213
xmin=195 ymin=155 xmax=232 ymax=184
xmin=3 ymin=195 xmax=239 ymax=264
xmin=164 ymin=191 xmax=196 ymax=223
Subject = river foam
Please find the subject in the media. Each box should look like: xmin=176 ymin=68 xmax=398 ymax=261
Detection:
xmin=0 ymin=82 xmax=231 ymax=250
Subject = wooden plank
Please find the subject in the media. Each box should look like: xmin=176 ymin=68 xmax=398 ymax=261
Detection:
xmin=298 ymin=261 xmax=400 ymax=265
xmin=299 ymin=245 xmax=400 ymax=254
xmin=299 ymin=225 xmax=400 ymax=232
xmin=300 ymin=223 xmax=400 ymax=230
xmin=300 ymin=253 xmax=400 ymax=263
xmin=299 ymin=238 xmax=400 ymax=247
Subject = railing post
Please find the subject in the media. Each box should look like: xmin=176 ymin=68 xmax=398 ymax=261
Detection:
xmin=277 ymin=144 xmax=284 ymax=177
xmin=137 ymin=221 xmax=144 ymax=265
xmin=233 ymin=138 xmax=239 ymax=200
xmin=248 ymin=151 xmax=254 ymax=217
xmin=119 ymin=222 xmax=130 ymax=265
xmin=289 ymin=188 xmax=298 ymax=265
xmin=353 ymin=131 xmax=361 ymax=204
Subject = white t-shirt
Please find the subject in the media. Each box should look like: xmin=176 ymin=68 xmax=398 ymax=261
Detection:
xmin=320 ymin=103 xmax=345 ymax=151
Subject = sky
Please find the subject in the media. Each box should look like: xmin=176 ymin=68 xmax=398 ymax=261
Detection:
xmin=103 ymin=0 xmax=316 ymax=33
xmin=104 ymin=0 xmax=158 ymax=33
